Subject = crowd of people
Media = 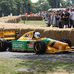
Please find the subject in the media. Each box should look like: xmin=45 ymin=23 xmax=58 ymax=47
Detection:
xmin=46 ymin=7 xmax=74 ymax=28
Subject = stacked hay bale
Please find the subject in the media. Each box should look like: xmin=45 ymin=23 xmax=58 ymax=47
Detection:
xmin=0 ymin=24 xmax=73 ymax=45
xmin=0 ymin=16 xmax=21 ymax=23
xmin=21 ymin=16 xmax=43 ymax=21
xmin=0 ymin=16 xmax=74 ymax=46
xmin=20 ymin=28 xmax=74 ymax=46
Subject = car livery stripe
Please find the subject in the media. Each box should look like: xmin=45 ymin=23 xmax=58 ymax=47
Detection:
xmin=50 ymin=41 xmax=56 ymax=47
xmin=13 ymin=48 xmax=33 ymax=51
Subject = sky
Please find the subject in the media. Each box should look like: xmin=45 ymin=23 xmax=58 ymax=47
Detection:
xmin=31 ymin=0 xmax=39 ymax=3
xmin=31 ymin=0 xmax=68 ymax=3
xmin=64 ymin=0 xmax=66 ymax=1
xmin=31 ymin=0 xmax=67 ymax=3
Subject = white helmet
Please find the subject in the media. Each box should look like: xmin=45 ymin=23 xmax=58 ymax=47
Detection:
xmin=34 ymin=32 xmax=40 ymax=38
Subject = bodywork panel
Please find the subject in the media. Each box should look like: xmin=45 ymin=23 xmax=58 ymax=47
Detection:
xmin=0 ymin=31 xmax=16 ymax=40
xmin=10 ymin=40 xmax=35 ymax=51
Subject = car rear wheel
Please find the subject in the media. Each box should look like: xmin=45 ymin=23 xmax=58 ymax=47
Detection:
xmin=60 ymin=39 xmax=72 ymax=47
xmin=34 ymin=41 xmax=46 ymax=54
xmin=0 ymin=39 xmax=8 ymax=51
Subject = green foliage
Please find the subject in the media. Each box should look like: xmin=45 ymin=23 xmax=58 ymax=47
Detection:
xmin=0 ymin=0 xmax=17 ymax=16
xmin=31 ymin=0 xmax=51 ymax=13
xmin=0 ymin=0 xmax=51 ymax=16
xmin=0 ymin=0 xmax=32 ymax=16
xmin=66 ymin=0 xmax=74 ymax=6
xmin=0 ymin=0 xmax=72 ymax=16
xmin=47 ymin=0 xmax=71 ymax=8
xmin=19 ymin=20 xmax=46 ymax=26
xmin=39 ymin=1 xmax=51 ymax=11
xmin=47 ymin=0 xmax=57 ymax=8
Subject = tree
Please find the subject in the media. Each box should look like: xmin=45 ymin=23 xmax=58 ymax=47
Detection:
xmin=60 ymin=0 xmax=69 ymax=7
xmin=0 ymin=0 xmax=51 ymax=16
xmin=31 ymin=0 xmax=51 ymax=13
xmin=40 ymin=1 xmax=51 ymax=11
xmin=0 ymin=0 xmax=17 ymax=16
xmin=47 ymin=0 xmax=69 ymax=8
xmin=66 ymin=0 xmax=74 ymax=6
xmin=47 ymin=0 xmax=56 ymax=8
xmin=0 ymin=0 xmax=11 ymax=16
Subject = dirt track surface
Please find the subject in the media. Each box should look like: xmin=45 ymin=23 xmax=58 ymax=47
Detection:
xmin=0 ymin=51 xmax=74 ymax=63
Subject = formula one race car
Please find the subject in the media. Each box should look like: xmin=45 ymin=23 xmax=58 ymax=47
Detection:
xmin=0 ymin=31 xmax=72 ymax=54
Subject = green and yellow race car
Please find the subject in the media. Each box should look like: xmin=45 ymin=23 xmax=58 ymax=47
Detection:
xmin=0 ymin=31 xmax=72 ymax=54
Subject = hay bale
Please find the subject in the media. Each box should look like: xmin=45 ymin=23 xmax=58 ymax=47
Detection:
xmin=0 ymin=16 xmax=21 ymax=23
xmin=0 ymin=21 xmax=74 ymax=46
xmin=21 ymin=16 xmax=43 ymax=21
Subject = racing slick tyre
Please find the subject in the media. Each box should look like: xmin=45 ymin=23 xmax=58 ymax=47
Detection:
xmin=0 ymin=39 xmax=8 ymax=51
xmin=60 ymin=39 xmax=72 ymax=47
xmin=34 ymin=41 xmax=46 ymax=54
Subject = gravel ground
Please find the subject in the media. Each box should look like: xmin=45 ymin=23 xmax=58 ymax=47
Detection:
xmin=0 ymin=51 xmax=74 ymax=63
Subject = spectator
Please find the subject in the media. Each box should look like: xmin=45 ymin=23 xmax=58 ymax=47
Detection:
xmin=64 ymin=8 xmax=70 ymax=28
xmin=58 ymin=10 xmax=64 ymax=28
xmin=69 ymin=8 xmax=73 ymax=28
xmin=25 ymin=13 xmax=28 ymax=16
xmin=60 ymin=10 xmax=65 ymax=28
xmin=71 ymin=11 xmax=74 ymax=28
xmin=37 ymin=7 xmax=74 ymax=28
xmin=2 ymin=13 xmax=4 ymax=17
xmin=10 ymin=13 xmax=13 ymax=16
xmin=52 ymin=11 xmax=56 ymax=27
xmin=47 ymin=11 xmax=52 ymax=27
xmin=30 ymin=12 xmax=33 ymax=16
xmin=55 ymin=11 xmax=60 ymax=27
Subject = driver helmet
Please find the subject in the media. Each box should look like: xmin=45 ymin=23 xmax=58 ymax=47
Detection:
xmin=34 ymin=32 xmax=40 ymax=38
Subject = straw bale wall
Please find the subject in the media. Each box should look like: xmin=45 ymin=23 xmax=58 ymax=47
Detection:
xmin=17 ymin=28 xmax=74 ymax=46
xmin=0 ymin=16 xmax=74 ymax=46
xmin=0 ymin=16 xmax=21 ymax=23
xmin=0 ymin=23 xmax=73 ymax=45
xmin=0 ymin=16 xmax=43 ymax=23
xmin=22 ymin=16 xmax=43 ymax=20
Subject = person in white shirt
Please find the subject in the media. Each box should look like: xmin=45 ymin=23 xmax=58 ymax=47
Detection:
xmin=69 ymin=9 xmax=74 ymax=28
xmin=71 ymin=11 xmax=74 ymax=27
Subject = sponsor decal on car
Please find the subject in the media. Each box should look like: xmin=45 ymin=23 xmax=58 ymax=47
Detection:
xmin=27 ymin=41 xmax=35 ymax=48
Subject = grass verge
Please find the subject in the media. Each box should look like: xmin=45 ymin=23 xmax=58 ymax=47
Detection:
xmin=0 ymin=58 xmax=74 ymax=74
xmin=19 ymin=20 xmax=47 ymax=26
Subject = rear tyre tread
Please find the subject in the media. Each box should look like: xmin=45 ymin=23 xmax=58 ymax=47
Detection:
xmin=60 ymin=39 xmax=72 ymax=47
xmin=0 ymin=39 xmax=8 ymax=51
xmin=34 ymin=41 xmax=46 ymax=54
